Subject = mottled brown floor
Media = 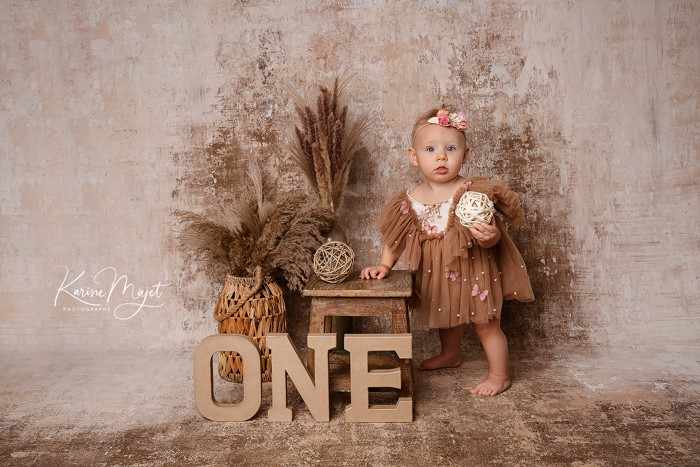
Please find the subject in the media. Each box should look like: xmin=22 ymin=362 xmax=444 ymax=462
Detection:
xmin=1 ymin=324 xmax=698 ymax=466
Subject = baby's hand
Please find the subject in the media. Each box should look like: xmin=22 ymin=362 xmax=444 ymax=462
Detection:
xmin=360 ymin=264 xmax=391 ymax=280
xmin=469 ymin=217 xmax=500 ymax=247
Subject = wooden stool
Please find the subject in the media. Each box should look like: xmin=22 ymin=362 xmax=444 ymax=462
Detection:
xmin=303 ymin=270 xmax=413 ymax=397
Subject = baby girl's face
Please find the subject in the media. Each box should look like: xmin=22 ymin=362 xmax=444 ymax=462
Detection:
xmin=409 ymin=124 xmax=468 ymax=184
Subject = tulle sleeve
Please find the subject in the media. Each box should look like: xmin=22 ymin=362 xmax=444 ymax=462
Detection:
xmin=376 ymin=191 xmax=423 ymax=271
xmin=469 ymin=178 xmax=526 ymax=227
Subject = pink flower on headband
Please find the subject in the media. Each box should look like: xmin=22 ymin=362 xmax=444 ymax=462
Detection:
xmin=436 ymin=109 xmax=450 ymax=126
xmin=428 ymin=108 xmax=468 ymax=131
xmin=451 ymin=112 xmax=468 ymax=131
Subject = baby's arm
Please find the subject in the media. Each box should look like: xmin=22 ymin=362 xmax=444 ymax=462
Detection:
xmin=360 ymin=243 xmax=403 ymax=280
xmin=469 ymin=217 xmax=501 ymax=248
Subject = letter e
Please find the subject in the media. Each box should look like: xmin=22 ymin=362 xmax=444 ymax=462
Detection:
xmin=344 ymin=334 xmax=412 ymax=423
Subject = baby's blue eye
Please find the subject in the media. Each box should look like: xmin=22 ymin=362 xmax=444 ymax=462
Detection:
xmin=447 ymin=145 xmax=457 ymax=151
xmin=425 ymin=146 xmax=434 ymax=152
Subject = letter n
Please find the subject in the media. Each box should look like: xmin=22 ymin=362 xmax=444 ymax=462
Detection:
xmin=267 ymin=333 xmax=335 ymax=422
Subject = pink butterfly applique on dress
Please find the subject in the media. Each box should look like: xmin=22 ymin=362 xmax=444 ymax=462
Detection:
xmin=444 ymin=267 xmax=459 ymax=281
xmin=471 ymin=284 xmax=489 ymax=301
xmin=400 ymin=200 xmax=410 ymax=215
xmin=423 ymin=221 xmax=438 ymax=234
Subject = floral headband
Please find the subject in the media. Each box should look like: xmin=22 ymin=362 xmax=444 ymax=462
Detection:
xmin=429 ymin=108 xmax=468 ymax=130
xmin=413 ymin=108 xmax=468 ymax=141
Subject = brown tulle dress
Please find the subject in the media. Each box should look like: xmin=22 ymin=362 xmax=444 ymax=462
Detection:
xmin=378 ymin=178 xmax=535 ymax=328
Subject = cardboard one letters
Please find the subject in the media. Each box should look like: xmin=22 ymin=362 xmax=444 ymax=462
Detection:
xmin=193 ymin=332 xmax=413 ymax=423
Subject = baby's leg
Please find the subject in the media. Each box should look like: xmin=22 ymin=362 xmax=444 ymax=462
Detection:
xmin=470 ymin=319 xmax=511 ymax=396
xmin=419 ymin=325 xmax=464 ymax=370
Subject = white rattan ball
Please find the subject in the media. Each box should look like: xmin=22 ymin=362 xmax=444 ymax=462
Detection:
xmin=313 ymin=241 xmax=355 ymax=283
xmin=455 ymin=191 xmax=495 ymax=228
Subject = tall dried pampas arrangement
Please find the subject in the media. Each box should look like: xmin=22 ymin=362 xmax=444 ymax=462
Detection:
xmin=175 ymin=162 xmax=336 ymax=293
xmin=289 ymin=76 xmax=370 ymax=213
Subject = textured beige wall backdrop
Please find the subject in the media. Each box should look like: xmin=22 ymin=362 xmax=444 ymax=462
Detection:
xmin=1 ymin=1 xmax=698 ymax=358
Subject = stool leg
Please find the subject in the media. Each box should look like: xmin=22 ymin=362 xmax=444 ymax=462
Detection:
xmin=390 ymin=299 xmax=411 ymax=334
xmin=307 ymin=307 xmax=326 ymax=378
xmin=390 ymin=300 xmax=413 ymax=398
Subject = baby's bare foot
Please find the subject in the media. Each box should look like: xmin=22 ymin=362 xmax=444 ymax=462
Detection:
xmin=419 ymin=353 xmax=462 ymax=370
xmin=469 ymin=374 xmax=512 ymax=396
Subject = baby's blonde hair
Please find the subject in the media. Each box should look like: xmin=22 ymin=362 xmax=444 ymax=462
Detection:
xmin=410 ymin=105 xmax=467 ymax=143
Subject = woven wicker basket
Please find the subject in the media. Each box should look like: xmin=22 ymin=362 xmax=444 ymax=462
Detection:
xmin=214 ymin=268 xmax=286 ymax=383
